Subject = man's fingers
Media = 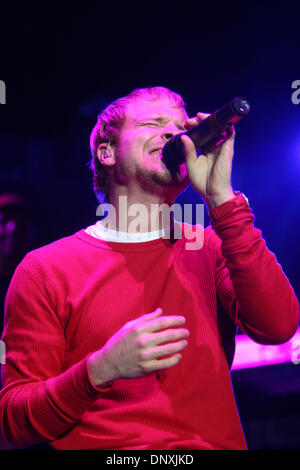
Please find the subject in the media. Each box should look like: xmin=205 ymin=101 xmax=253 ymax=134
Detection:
xmin=141 ymin=340 xmax=188 ymax=361
xmin=142 ymin=314 xmax=186 ymax=333
xmin=142 ymin=328 xmax=190 ymax=347
xmin=196 ymin=112 xmax=210 ymax=119
xmin=142 ymin=354 xmax=182 ymax=373
xmin=180 ymin=135 xmax=198 ymax=167
xmin=140 ymin=308 xmax=163 ymax=322
xmin=184 ymin=112 xmax=210 ymax=129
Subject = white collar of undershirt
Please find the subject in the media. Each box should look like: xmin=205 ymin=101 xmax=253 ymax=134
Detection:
xmin=85 ymin=220 xmax=166 ymax=243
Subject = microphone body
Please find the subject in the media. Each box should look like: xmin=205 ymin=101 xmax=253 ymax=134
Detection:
xmin=162 ymin=96 xmax=250 ymax=170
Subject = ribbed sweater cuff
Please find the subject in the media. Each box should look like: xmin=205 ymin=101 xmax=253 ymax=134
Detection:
xmin=46 ymin=355 xmax=111 ymax=421
xmin=208 ymin=195 xmax=256 ymax=250
xmin=208 ymin=194 xmax=250 ymax=224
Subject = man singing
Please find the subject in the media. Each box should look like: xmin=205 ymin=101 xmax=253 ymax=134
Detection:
xmin=0 ymin=87 xmax=298 ymax=450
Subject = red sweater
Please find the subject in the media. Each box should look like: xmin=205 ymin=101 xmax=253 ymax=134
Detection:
xmin=0 ymin=196 xmax=298 ymax=450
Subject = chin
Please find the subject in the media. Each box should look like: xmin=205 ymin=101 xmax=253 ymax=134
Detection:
xmin=154 ymin=174 xmax=189 ymax=203
xmin=138 ymin=162 xmax=188 ymax=200
xmin=158 ymin=161 xmax=187 ymax=183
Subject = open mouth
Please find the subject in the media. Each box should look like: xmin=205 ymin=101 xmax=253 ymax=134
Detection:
xmin=148 ymin=149 xmax=163 ymax=159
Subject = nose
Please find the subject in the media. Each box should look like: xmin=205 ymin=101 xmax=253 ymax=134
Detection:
xmin=162 ymin=132 xmax=174 ymax=142
xmin=161 ymin=126 xmax=179 ymax=142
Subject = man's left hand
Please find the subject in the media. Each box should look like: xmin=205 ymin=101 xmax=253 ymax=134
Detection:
xmin=182 ymin=112 xmax=236 ymax=209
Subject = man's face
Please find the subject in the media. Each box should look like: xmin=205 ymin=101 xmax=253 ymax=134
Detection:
xmin=111 ymin=98 xmax=189 ymax=200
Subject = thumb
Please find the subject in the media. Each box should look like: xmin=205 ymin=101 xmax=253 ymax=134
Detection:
xmin=181 ymin=135 xmax=197 ymax=167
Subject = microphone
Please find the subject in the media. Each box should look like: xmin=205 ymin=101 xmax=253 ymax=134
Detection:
xmin=162 ymin=96 xmax=250 ymax=170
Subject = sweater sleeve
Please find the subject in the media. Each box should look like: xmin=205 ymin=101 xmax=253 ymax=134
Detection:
xmin=0 ymin=260 xmax=109 ymax=448
xmin=209 ymin=194 xmax=299 ymax=345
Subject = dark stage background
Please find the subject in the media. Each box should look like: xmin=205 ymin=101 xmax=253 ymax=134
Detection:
xmin=0 ymin=1 xmax=300 ymax=450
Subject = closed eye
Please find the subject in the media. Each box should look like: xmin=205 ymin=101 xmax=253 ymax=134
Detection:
xmin=139 ymin=122 xmax=160 ymax=127
xmin=139 ymin=122 xmax=185 ymax=131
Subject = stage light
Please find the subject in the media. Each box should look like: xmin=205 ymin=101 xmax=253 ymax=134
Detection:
xmin=232 ymin=327 xmax=300 ymax=370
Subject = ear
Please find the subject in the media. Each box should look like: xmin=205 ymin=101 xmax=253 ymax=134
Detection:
xmin=97 ymin=142 xmax=116 ymax=167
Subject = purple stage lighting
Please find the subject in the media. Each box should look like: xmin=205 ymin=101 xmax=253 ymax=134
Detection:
xmin=232 ymin=327 xmax=300 ymax=370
